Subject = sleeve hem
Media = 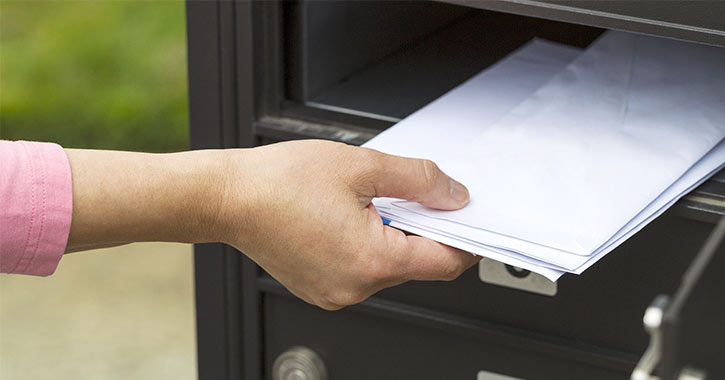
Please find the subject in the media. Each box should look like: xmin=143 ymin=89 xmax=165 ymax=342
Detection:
xmin=2 ymin=141 xmax=73 ymax=276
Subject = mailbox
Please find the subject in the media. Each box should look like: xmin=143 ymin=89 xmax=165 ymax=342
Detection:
xmin=186 ymin=2 xmax=725 ymax=379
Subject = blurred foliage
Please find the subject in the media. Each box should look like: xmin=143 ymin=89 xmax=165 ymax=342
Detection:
xmin=0 ymin=0 xmax=188 ymax=152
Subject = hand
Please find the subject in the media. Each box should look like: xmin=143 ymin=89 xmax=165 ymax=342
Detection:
xmin=64 ymin=140 xmax=478 ymax=310
xmin=216 ymin=140 xmax=479 ymax=310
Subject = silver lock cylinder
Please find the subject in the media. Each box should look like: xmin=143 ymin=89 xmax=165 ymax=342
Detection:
xmin=272 ymin=346 xmax=328 ymax=380
xmin=479 ymin=257 xmax=557 ymax=296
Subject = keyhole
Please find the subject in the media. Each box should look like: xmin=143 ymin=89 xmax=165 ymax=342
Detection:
xmin=506 ymin=265 xmax=531 ymax=278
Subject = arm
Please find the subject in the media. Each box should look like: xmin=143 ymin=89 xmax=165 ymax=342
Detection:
xmin=64 ymin=148 xmax=226 ymax=251
xmin=65 ymin=139 xmax=478 ymax=310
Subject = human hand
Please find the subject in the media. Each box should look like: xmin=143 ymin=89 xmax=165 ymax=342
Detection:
xmin=63 ymin=140 xmax=478 ymax=310
xmin=216 ymin=140 xmax=480 ymax=310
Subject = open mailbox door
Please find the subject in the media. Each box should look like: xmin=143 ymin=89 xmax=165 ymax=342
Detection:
xmin=633 ymin=217 xmax=725 ymax=380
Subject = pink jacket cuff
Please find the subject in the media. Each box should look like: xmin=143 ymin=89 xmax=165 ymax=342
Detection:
xmin=1 ymin=140 xmax=73 ymax=276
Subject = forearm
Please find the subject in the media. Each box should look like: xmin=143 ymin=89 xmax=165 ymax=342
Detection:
xmin=64 ymin=148 xmax=230 ymax=252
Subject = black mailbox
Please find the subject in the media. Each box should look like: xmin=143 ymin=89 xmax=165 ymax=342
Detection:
xmin=186 ymin=2 xmax=725 ymax=379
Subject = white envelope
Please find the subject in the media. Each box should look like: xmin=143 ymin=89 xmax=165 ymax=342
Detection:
xmin=364 ymin=32 xmax=725 ymax=280
xmin=380 ymin=141 xmax=725 ymax=280
xmin=364 ymin=39 xmax=582 ymax=167
xmin=395 ymin=31 xmax=725 ymax=256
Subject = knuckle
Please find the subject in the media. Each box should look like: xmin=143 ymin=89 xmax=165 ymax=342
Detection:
xmin=455 ymin=260 xmax=469 ymax=277
xmin=320 ymin=290 xmax=346 ymax=309
xmin=443 ymin=260 xmax=465 ymax=281
xmin=318 ymin=301 xmax=343 ymax=311
xmin=360 ymin=255 xmax=391 ymax=284
xmin=328 ymin=289 xmax=367 ymax=307
xmin=325 ymin=291 xmax=347 ymax=307
xmin=349 ymin=292 xmax=368 ymax=305
xmin=420 ymin=159 xmax=442 ymax=189
xmin=350 ymin=148 xmax=384 ymax=190
xmin=357 ymin=147 xmax=383 ymax=175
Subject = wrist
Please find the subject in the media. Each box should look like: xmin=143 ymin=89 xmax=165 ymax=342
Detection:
xmin=207 ymin=147 xmax=266 ymax=249
xmin=179 ymin=149 xmax=234 ymax=244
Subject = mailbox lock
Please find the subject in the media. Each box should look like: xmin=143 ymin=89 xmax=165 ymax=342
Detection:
xmin=272 ymin=346 xmax=328 ymax=380
xmin=505 ymin=265 xmax=531 ymax=278
xmin=479 ymin=258 xmax=557 ymax=296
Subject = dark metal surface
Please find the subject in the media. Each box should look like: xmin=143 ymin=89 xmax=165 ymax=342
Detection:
xmin=263 ymin=294 xmax=633 ymax=380
xmin=255 ymin=116 xmax=377 ymax=146
xmin=661 ymin=218 xmax=725 ymax=379
xmin=307 ymin=10 xmax=602 ymax=120
xmin=258 ymin=276 xmax=639 ymax=373
xmin=284 ymin=1 xmax=470 ymax=101
xmin=679 ymin=171 xmax=725 ymax=223
xmin=439 ymin=0 xmax=725 ymax=47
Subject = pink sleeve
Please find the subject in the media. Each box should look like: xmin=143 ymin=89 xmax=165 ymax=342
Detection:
xmin=1 ymin=140 xmax=73 ymax=276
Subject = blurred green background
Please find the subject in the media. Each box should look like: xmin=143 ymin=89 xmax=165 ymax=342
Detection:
xmin=1 ymin=2 xmax=196 ymax=379
xmin=0 ymin=0 xmax=189 ymax=152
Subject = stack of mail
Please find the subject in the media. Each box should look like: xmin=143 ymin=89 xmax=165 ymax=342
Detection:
xmin=363 ymin=31 xmax=725 ymax=281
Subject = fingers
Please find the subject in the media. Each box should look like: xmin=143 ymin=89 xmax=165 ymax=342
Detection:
xmin=361 ymin=148 xmax=469 ymax=210
xmin=300 ymin=228 xmax=481 ymax=311
xmin=383 ymin=226 xmax=481 ymax=282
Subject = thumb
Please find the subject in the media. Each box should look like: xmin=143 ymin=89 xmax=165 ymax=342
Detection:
xmin=361 ymin=148 xmax=470 ymax=210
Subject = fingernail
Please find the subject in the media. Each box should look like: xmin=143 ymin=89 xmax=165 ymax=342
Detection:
xmin=449 ymin=178 xmax=470 ymax=205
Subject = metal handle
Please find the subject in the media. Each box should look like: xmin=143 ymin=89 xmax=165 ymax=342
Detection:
xmin=272 ymin=346 xmax=328 ymax=380
xmin=631 ymin=295 xmax=670 ymax=380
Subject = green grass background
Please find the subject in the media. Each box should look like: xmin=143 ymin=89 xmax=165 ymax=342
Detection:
xmin=1 ymin=0 xmax=188 ymax=152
